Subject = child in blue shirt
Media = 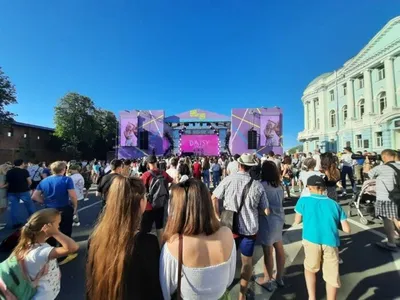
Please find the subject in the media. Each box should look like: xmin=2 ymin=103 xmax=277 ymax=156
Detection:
xmin=294 ymin=175 xmax=350 ymax=300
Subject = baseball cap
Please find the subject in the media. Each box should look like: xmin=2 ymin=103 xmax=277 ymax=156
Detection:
xmin=146 ymin=155 xmax=157 ymax=164
xmin=306 ymin=175 xmax=326 ymax=188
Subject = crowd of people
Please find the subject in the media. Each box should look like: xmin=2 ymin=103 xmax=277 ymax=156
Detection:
xmin=0 ymin=147 xmax=399 ymax=300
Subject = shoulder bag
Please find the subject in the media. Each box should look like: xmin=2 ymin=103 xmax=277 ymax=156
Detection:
xmin=220 ymin=179 xmax=254 ymax=234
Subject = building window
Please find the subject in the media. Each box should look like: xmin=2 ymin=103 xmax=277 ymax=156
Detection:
xmin=23 ymin=133 xmax=27 ymax=139
xmin=358 ymin=99 xmax=365 ymax=119
xmin=376 ymin=132 xmax=383 ymax=147
xmin=378 ymin=66 xmax=385 ymax=81
xmin=7 ymin=131 xmax=12 ymax=137
xmin=356 ymin=134 xmax=362 ymax=148
xmin=346 ymin=141 xmax=351 ymax=148
xmin=343 ymin=84 xmax=347 ymax=96
xmin=342 ymin=105 xmax=348 ymax=123
xmin=363 ymin=139 xmax=370 ymax=149
xmin=379 ymin=92 xmax=387 ymax=114
xmin=37 ymin=136 xmax=40 ymax=140
xmin=329 ymin=110 xmax=336 ymax=128
xmin=359 ymin=77 xmax=364 ymax=89
xmin=330 ymin=90 xmax=335 ymax=101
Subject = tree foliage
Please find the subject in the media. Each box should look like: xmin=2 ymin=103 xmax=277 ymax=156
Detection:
xmin=54 ymin=92 xmax=117 ymax=159
xmin=0 ymin=67 xmax=17 ymax=125
xmin=288 ymin=144 xmax=304 ymax=155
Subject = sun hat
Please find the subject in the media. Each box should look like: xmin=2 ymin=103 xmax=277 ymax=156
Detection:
xmin=237 ymin=153 xmax=258 ymax=167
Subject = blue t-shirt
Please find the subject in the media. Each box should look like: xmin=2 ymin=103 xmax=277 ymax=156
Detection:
xmin=295 ymin=194 xmax=347 ymax=247
xmin=36 ymin=175 xmax=74 ymax=208
xmin=42 ymin=168 xmax=51 ymax=177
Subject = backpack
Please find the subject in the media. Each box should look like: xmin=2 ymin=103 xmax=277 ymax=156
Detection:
xmin=0 ymin=256 xmax=46 ymax=300
xmin=147 ymin=171 xmax=169 ymax=209
xmin=386 ymin=163 xmax=400 ymax=206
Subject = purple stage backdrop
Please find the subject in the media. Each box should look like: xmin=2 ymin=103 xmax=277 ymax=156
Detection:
xmin=231 ymin=108 xmax=283 ymax=156
xmin=118 ymin=110 xmax=165 ymax=159
xmin=260 ymin=115 xmax=282 ymax=147
xmin=180 ymin=135 xmax=219 ymax=156
xmin=120 ymin=111 xmax=138 ymax=147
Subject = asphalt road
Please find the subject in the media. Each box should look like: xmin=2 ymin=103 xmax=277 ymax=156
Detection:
xmin=1 ymin=188 xmax=400 ymax=300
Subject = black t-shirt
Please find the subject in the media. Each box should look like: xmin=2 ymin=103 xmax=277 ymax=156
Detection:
xmin=6 ymin=168 xmax=30 ymax=193
xmin=97 ymin=173 xmax=119 ymax=203
xmin=123 ymin=232 xmax=163 ymax=299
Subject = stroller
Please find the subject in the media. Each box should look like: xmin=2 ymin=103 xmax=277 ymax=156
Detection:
xmin=349 ymin=179 xmax=376 ymax=225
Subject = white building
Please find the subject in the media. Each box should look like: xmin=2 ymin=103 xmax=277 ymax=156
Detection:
xmin=298 ymin=16 xmax=400 ymax=153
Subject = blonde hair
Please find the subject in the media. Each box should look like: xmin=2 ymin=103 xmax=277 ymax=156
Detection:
xmin=50 ymin=161 xmax=67 ymax=174
xmin=0 ymin=164 xmax=11 ymax=175
xmin=12 ymin=208 xmax=61 ymax=259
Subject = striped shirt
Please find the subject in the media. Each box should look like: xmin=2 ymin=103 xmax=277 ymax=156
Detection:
xmin=368 ymin=162 xmax=400 ymax=201
xmin=213 ymin=171 xmax=269 ymax=236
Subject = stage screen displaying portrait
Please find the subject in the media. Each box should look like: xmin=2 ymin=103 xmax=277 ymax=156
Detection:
xmin=120 ymin=116 xmax=138 ymax=147
xmin=260 ymin=115 xmax=282 ymax=147
xmin=180 ymin=135 xmax=219 ymax=156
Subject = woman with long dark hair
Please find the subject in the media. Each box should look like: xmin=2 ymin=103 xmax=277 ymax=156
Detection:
xmin=86 ymin=176 xmax=162 ymax=300
xmin=255 ymin=161 xmax=286 ymax=292
xmin=320 ymin=152 xmax=341 ymax=201
xmin=160 ymin=179 xmax=236 ymax=299
xmin=202 ymin=157 xmax=211 ymax=188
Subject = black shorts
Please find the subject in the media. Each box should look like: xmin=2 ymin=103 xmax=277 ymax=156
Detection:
xmin=141 ymin=207 xmax=165 ymax=232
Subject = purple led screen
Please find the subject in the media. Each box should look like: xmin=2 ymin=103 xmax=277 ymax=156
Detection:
xmin=120 ymin=114 xmax=138 ymax=147
xmin=260 ymin=115 xmax=282 ymax=147
xmin=180 ymin=135 xmax=219 ymax=156
xmin=230 ymin=108 xmax=283 ymax=156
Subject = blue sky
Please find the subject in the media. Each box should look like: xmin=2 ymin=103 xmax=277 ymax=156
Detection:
xmin=1 ymin=1 xmax=399 ymax=149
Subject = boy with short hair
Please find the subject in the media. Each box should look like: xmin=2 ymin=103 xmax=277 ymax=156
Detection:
xmin=294 ymin=175 xmax=351 ymax=300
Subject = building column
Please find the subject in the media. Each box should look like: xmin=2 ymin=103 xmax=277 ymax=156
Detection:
xmin=318 ymin=90 xmax=326 ymax=132
xmin=310 ymin=99 xmax=316 ymax=129
xmin=384 ymin=57 xmax=396 ymax=109
xmin=364 ymin=69 xmax=374 ymax=114
xmin=347 ymin=79 xmax=355 ymax=118
xmin=304 ymin=101 xmax=309 ymax=130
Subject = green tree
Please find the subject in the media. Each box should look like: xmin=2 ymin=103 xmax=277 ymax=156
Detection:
xmin=54 ymin=92 xmax=118 ymax=159
xmin=288 ymin=145 xmax=303 ymax=155
xmin=54 ymin=93 xmax=97 ymax=158
xmin=0 ymin=67 xmax=17 ymax=125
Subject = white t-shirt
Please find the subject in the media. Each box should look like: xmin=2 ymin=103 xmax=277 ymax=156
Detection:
xmin=70 ymin=173 xmax=85 ymax=200
xmin=313 ymin=154 xmax=321 ymax=171
xmin=299 ymin=170 xmax=324 ymax=197
xmin=167 ymin=168 xmax=179 ymax=183
xmin=226 ymin=161 xmax=239 ymax=175
xmin=341 ymin=153 xmax=354 ymax=168
xmin=24 ymin=243 xmax=60 ymax=300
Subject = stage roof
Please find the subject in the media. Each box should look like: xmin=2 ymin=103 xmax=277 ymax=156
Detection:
xmin=165 ymin=109 xmax=230 ymax=123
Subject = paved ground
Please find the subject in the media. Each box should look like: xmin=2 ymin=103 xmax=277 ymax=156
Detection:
xmin=1 ymin=187 xmax=400 ymax=300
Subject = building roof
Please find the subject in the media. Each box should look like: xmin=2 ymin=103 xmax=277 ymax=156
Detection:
xmin=306 ymin=72 xmax=333 ymax=88
xmin=12 ymin=121 xmax=54 ymax=132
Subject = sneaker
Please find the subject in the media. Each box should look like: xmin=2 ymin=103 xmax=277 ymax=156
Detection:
xmin=376 ymin=241 xmax=398 ymax=252
xmin=84 ymin=198 xmax=89 ymax=201
xmin=266 ymin=280 xmax=278 ymax=292
xmin=275 ymin=278 xmax=285 ymax=288
xmin=59 ymin=253 xmax=78 ymax=266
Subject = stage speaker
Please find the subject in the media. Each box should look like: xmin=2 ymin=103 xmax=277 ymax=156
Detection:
xmin=248 ymin=130 xmax=257 ymax=149
xmin=139 ymin=130 xmax=149 ymax=150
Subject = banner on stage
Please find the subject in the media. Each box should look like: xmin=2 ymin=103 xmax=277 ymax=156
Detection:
xmin=180 ymin=135 xmax=219 ymax=156
xmin=120 ymin=115 xmax=138 ymax=147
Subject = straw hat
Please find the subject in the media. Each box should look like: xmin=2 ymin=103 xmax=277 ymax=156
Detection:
xmin=237 ymin=153 xmax=258 ymax=167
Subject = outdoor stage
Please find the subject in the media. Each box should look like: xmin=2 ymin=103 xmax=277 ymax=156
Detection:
xmin=118 ymin=108 xmax=283 ymax=159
